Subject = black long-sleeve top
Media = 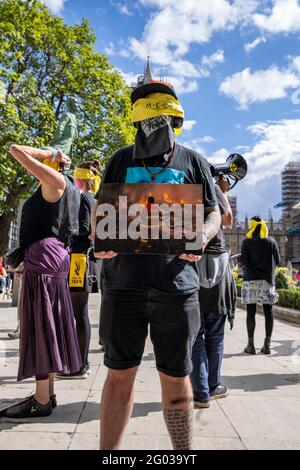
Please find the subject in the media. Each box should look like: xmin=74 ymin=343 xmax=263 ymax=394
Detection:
xmin=70 ymin=192 xmax=95 ymax=254
xmin=241 ymin=236 xmax=280 ymax=286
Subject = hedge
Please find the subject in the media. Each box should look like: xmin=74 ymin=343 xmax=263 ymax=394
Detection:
xmin=277 ymin=289 xmax=300 ymax=310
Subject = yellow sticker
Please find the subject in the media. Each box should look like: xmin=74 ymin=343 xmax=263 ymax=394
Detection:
xmin=230 ymin=163 xmax=238 ymax=173
xmin=69 ymin=253 xmax=87 ymax=288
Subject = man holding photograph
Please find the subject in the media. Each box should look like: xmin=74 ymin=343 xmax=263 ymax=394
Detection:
xmin=94 ymin=81 xmax=221 ymax=450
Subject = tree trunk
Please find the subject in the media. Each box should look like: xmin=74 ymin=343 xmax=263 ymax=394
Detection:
xmin=0 ymin=210 xmax=15 ymax=256
xmin=0 ymin=186 xmax=25 ymax=255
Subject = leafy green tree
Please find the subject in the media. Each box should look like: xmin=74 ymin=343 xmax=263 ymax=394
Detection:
xmin=0 ymin=0 xmax=135 ymax=254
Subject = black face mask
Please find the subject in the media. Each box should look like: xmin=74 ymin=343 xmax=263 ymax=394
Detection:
xmin=133 ymin=116 xmax=175 ymax=160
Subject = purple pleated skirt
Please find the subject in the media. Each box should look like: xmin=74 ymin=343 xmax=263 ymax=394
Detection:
xmin=17 ymin=237 xmax=83 ymax=381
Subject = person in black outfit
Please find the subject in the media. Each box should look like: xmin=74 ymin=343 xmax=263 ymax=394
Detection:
xmin=93 ymin=81 xmax=221 ymax=450
xmin=57 ymin=160 xmax=101 ymax=379
xmin=191 ymin=177 xmax=236 ymax=408
xmin=241 ymin=216 xmax=280 ymax=355
xmin=3 ymin=145 xmax=81 ymax=419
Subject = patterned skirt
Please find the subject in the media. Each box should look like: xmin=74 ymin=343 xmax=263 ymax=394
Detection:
xmin=241 ymin=279 xmax=279 ymax=305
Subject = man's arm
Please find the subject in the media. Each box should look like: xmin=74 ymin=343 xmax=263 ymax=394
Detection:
xmin=215 ymin=179 xmax=233 ymax=228
xmin=179 ymin=205 xmax=221 ymax=262
xmin=273 ymin=239 xmax=281 ymax=266
xmin=203 ymin=205 xmax=221 ymax=245
xmin=91 ymin=199 xmax=97 ymax=238
xmin=93 ymin=155 xmax=119 ymax=259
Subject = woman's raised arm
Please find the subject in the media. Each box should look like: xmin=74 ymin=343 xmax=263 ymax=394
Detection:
xmin=9 ymin=145 xmax=70 ymax=202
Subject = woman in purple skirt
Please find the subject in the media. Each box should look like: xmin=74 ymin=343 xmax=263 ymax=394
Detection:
xmin=4 ymin=144 xmax=82 ymax=418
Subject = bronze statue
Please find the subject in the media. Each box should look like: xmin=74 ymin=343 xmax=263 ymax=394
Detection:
xmin=48 ymin=96 xmax=79 ymax=158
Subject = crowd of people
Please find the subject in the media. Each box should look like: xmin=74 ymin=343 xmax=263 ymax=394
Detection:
xmin=0 ymin=256 xmax=14 ymax=298
xmin=0 ymin=80 xmax=281 ymax=450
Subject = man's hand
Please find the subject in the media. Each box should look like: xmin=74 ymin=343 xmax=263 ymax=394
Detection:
xmin=179 ymin=254 xmax=201 ymax=262
xmin=55 ymin=150 xmax=71 ymax=166
xmin=94 ymin=251 xmax=118 ymax=259
xmin=216 ymin=176 xmax=230 ymax=193
xmin=179 ymin=235 xmax=209 ymax=262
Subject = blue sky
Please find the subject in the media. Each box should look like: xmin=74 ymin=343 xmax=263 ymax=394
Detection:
xmin=44 ymin=0 xmax=300 ymax=220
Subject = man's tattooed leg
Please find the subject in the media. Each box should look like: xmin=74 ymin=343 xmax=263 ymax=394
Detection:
xmin=163 ymin=407 xmax=193 ymax=450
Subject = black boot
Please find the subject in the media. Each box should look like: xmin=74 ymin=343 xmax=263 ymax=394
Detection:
xmin=261 ymin=337 xmax=271 ymax=355
xmin=244 ymin=338 xmax=256 ymax=355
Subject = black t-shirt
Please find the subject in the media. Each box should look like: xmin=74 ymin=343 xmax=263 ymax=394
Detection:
xmin=20 ymin=175 xmax=80 ymax=248
xmin=70 ymin=192 xmax=95 ymax=254
xmin=205 ymin=185 xmax=227 ymax=254
xmin=241 ymin=236 xmax=280 ymax=285
xmin=98 ymin=144 xmax=217 ymax=294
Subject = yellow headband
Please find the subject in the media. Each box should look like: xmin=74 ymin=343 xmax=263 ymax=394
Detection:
xmin=246 ymin=219 xmax=269 ymax=239
xmin=74 ymin=167 xmax=101 ymax=194
xmin=132 ymin=93 xmax=185 ymax=137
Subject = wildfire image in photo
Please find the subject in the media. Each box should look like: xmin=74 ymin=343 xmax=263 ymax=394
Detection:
xmin=95 ymin=183 xmax=204 ymax=255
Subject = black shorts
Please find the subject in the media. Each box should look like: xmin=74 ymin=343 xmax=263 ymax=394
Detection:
xmin=100 ymin=289 xmax=200 ymax=377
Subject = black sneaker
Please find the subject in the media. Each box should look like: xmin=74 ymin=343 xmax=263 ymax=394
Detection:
xmin=21 ymin=393 xmax=57 ymax=409
xmin=85 ymin=363 xmax=91 ymax=375
xmin=210 ymin=385 xmax=229 ymax=400
xmin=50 ymin=394 xmax=57 ymax=409
xmin=194 ymin=398 xmax=211 ymax=409
xmin=3 ymin=397 xmax=52 ymax=418
xmin=7 ymin=331 xmax=20 ymax=339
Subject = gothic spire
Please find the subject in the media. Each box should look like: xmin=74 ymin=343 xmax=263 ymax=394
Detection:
xmin=144 ymin=56 xmax=153 ymax=84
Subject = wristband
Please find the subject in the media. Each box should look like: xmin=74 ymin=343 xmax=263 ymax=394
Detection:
xmin=51 ymin=149 xmax=59 ymax=162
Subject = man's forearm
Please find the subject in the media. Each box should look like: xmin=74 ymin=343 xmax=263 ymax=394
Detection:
xmin=203 ymin=206 xmax=221 ymax=242
xmin=91 ymin=201 xmax=98 ymax=236
xmin=10 ymin=145 xmax=52 ymax=161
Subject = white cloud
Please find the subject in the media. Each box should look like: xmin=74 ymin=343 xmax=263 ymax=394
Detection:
xmin=235 ymin=145 xmax=250 ymax=151
xmin=123 ymin=0 xmax=300 ymax=98
xmin=116 ymin=2 xmax=133 ymax=16
xmin=166 ymin=76 xmax=199 ymax=94
xmin=118 ymin=70 xmax=140 ymax=86
xmin=104 ymin=41 xmax=131 ymax=58
xmin=182 ymin=120 xmax=197 ymax=131
xmin=129 ymin=1 xmax=256 ymax=80
xmin=199 ymin=135 xmax=215 ymax=144
xmin=244 ymin=36 xmax=266 ymax=52
xmin=168 ymin=61 xmax=203 ymax=79
xmin=202 ymin=49 xmax=224 ymax=67
xmin=42 ymin=0 xmax=65 ymax=14
xmin=289 ymin=55 xmax=300 ymax=73
xmin=253 ymin=0 xmax=300 ymax=33
xmin=208 ymin=147 xmax=230 ymax=164
xmin=244 ymin=119 xmax=300 ymax=184
xmin=180 ymin=138 xmax=205 ymax=154
xmin=104 ymin=42 xmax=115 ymax=55
xmin=220 ymin=65 xmax=300 ymax=109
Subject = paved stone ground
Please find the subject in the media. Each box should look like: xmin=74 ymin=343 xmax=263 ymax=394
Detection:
xmin=0 ymin=294 xmax=300 ymax=450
